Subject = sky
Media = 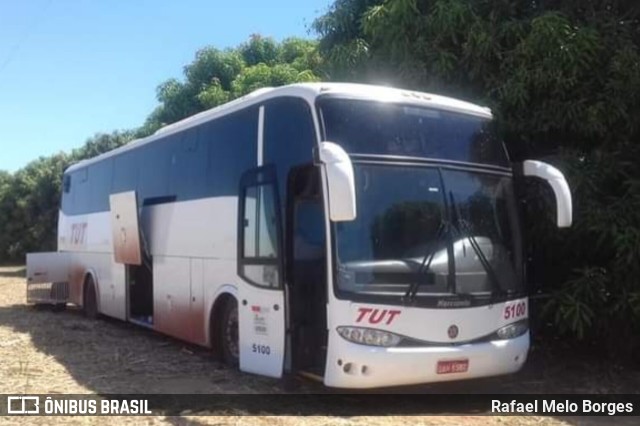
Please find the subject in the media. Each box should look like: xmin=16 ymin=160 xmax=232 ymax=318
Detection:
xmin=0 ymin=0 xmax=331 ymax=172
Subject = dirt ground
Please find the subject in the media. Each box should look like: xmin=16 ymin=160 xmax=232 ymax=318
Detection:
xmin=0 ymin=265 xmax=636 ymax=425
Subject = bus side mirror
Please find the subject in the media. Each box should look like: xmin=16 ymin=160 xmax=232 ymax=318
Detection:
xmin=317 ymin=141 xmax=357 ymax=222
xmin=523 ymin=160 xmax=573 ymax=228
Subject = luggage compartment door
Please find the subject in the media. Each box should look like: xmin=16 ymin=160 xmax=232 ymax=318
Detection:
xmin=26 ymin=252 xmax=70 ymax=304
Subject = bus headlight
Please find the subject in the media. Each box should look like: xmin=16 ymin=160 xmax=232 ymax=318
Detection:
xmin=495 ymin=320 xmax=528 ymax=340
xmin=337 ymin=326 xmax=402 ymax=347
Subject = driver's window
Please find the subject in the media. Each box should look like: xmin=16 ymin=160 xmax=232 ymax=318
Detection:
xmin=243 ymin=184 xmax=278 ymax=259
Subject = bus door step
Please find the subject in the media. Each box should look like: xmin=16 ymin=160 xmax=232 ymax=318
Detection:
xmin=297 ymin=370 xmax=324 ymax=383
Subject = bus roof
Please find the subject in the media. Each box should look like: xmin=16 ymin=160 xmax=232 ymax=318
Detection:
xmin=66 ymin=82 xmax=492 ymax=173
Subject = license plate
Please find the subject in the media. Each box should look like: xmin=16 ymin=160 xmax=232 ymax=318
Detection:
xmin=436 ymin=359 xmax=469 ymax=374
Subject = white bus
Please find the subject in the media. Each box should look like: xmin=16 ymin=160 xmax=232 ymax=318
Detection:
xmin=26 ymin=83 xmax=572 ymax=389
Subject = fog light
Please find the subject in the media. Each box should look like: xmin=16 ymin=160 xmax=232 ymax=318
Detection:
xmin=495 ymin=320 xmax=528 ymax=340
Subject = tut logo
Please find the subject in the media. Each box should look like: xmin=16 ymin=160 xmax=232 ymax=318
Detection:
xmin=7 ymin=396 xmax=40 ymax=414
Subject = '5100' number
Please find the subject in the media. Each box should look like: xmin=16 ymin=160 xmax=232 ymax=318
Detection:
xmin=252 ymin=344 xmax=271 ymax=355
xmin=504 ymin=302 xmax=526 ymax=320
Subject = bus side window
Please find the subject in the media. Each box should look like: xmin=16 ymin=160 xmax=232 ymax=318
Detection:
xmin=63 ymin=175 xmax=71 ymax=193
xmin=61 ymin=174 xmax=73 ymax=215
xmin=238 ymin=167 xmax=282 ymax=289
xmin=72 ymin=168 xmax=90 ymax=214
xmin=264 ymin=97 xmax=316 ymax=201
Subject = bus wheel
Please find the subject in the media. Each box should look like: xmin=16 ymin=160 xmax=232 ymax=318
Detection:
xmin=220 ymin=299 xmax=239 ymax=367
xmin=83 ymin=276 xmax=98 ymax=320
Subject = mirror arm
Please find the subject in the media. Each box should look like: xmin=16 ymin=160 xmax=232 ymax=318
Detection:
xmin=522 ymin=160 xmax=573 ymax=228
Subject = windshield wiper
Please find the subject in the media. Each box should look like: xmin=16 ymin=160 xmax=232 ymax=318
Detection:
xmin=403 ymin=221 xmax=447 ymax=303
xmin=448 ymin=191 xmax=505 ymax=296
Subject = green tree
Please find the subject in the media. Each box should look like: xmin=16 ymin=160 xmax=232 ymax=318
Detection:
xmin=70 ymin=130 xmax=135 ymax=160
xmin=313 ymin=0 xmax=379 ymax=79
xmin=0 ymin=171 xmax=15 ymax=261
xmin=8 ymin=154 xmax=71 ymax=257
xmin=279 ymin=37 xmax=323 ymax=72
xmin=185 ymin=47 xmax=244 ymax=91
xmin=240 ymin=34 xmax=280 ymax=66
xmin=0 ymin=131 xmax=132 ymax=262
xmin=232 ymin=63 xmax=319 ymax=97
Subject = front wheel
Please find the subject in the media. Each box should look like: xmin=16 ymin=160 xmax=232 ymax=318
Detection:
xmin=220 ymin=299 xmax=239 ymax=367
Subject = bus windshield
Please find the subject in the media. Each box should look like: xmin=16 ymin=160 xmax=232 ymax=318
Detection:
xmin=333 ymin=164 xmax=523 ymax=302
xmin=319 ymin=98 xmax=523 ymax=304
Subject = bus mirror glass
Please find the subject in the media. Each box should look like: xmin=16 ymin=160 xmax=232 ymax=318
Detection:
xmin=523 ymin=159 xmax=573 ymax=228
xmin=317 ymin=141 xmax=357 ymax=222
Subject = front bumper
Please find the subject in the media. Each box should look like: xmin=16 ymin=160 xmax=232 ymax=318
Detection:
xmin=323 ymin=331 xmax=529 ymax=389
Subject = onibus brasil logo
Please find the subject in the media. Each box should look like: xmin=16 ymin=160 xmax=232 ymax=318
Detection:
xmin=7 ymin=396 xmax=40 ymax=414
xmin=6 ymin=396 xmax=152 ymax=415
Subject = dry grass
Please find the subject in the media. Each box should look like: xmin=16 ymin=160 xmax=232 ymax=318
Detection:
xmin=0 ymin=265 xmax=573 ymax=425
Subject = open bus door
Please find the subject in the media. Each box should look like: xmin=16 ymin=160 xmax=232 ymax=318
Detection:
xmin=109 ymin=191 xmax=153 ymax=326
xmin=236 ymin=166 xmax=286 ymax=378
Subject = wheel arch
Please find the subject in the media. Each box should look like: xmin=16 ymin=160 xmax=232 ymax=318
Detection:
xmin=82 ymin=268 xmax=100 ymax=313
xmin=206 ymin=284 xmax=238 ymax=352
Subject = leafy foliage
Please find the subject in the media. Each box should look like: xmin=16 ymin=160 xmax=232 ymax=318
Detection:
xmin=0 ymin=131 xmax=133 ymax=262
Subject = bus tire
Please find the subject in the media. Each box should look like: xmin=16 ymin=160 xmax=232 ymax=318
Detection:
xmin=219 ymin=298 xmax=239 ymax=368
xmin=83 ymin=276 xmax=98 ymax=320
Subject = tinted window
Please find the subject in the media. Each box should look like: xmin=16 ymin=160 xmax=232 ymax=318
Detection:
xmin=442 ymin=170 xmax=523 ymax=293
xmin=112 ymin=151 xmax=139 ymax=194
xmin=205 ymin=106 xmax=258 ymax=195
xmin=334 ymin=163 xmax=524 ymax=302
xmin=264 ymin=97 xmax=316 ymax=199
xmin=319 ymin=98 xmax=509 ymax=167
xmin=243 ymin=185 xmax=278 ymax=259
xmin=72 ymin=168 xmax=90 ymax=214
xmin=61 ymin=106 xmax=259 ymax=215
xmin=294 ymin=200 xmax=325 ymax=261
xmin=240 ymin=180 xmax=280 ymax=289
xmin=61 ymin=173 xmax=72 ymax=213
xmin=264 ymin=97 xmax=315 ymax=166
xmin=89 ymin=159 xmax=113 ymax=212
xmin=169 ymin=127 xmax=208 ymax=201
xmin=138 ymin=139 xmax=172 ymax=202
xmin=337 ymin=165 xmax=446 ymax=262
